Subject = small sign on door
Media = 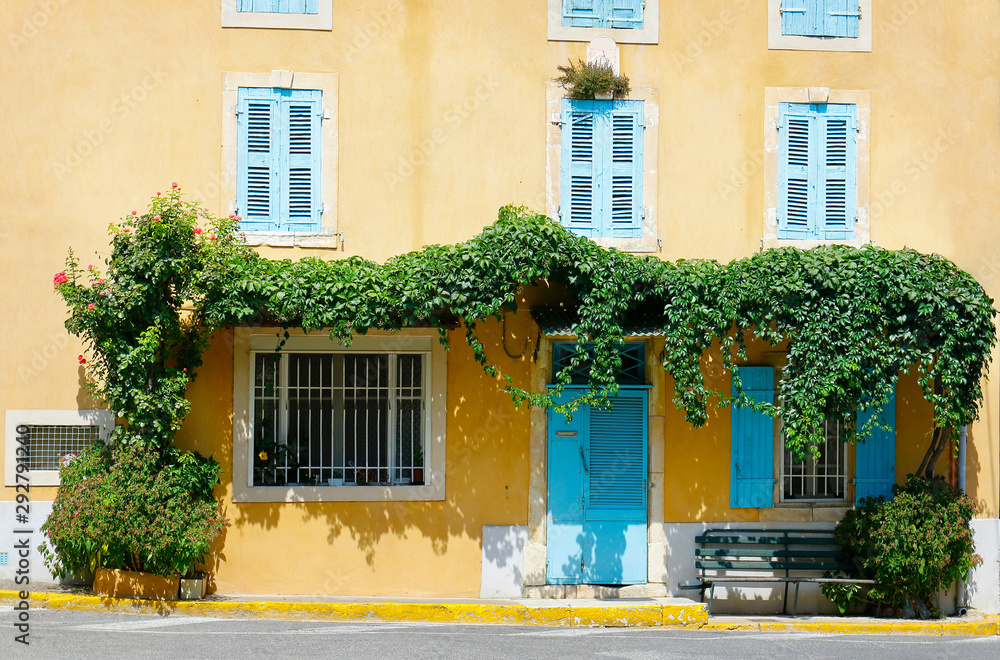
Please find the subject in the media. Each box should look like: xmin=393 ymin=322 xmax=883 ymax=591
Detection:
xmin=555 ymin=431 xmax=578 ymax=437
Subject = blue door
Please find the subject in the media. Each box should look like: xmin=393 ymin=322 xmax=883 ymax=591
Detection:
xmin=547 ymin=388 xmax=648 ymax=585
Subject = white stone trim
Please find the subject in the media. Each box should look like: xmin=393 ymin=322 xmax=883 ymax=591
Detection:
xmin=231 ymin=329 xmax=447 ymax=503
xmin=221 ymin=0 xmax=334 ymax=31
xmin=968 ymin=518 xmax=1000 ymax=614
xmin=545 ymin=82 xmax=660 ymax=253
xmin=4 ymin=410 xmax=113 ymax=487
xmin=222 ymin=71 xmax=340 ymax=249
xmin=547 ymin=1 xmax=659 ymax=44
xmin=768 ymin=0 xmax=872 ymax=52
xmin=763 ymin=87 xmax=872 ymax=249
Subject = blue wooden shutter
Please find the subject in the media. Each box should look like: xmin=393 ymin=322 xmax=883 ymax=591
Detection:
xmin=241 ymin=0 xmax=318 ymax=13
xmin=561 ymin=100 xmax=600 ymax=236
xmin=817 ymin=105 xmax=857 ymax=240
xmin=607 ymin=102 xmax=643 ymax=238
xmin=778 ymin=104 xmax=815 ymax=239
xmin=855 ymin=385 xmax=896 ymax=501
xmin=824 ymin=0 xmax=860 ymax=38
xmin=563 ymin=0 xmax=605 ymax=28
xmin=731 ymin=367 xmax=775 ymax=508
xmin=608 ymin=0 xmax=644 ymax=29
xmin=586 ymin=391 xmax=647 ymax=522
xmin=781 ymin=0 xmax=817 ymax=36
xmin=280 ymin=89 xmax=323 ymax=232
xmin=237 ymin=88 xmax=279 ymax=231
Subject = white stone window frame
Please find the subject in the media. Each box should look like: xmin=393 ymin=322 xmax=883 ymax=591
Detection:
xmin=4 ymin=410 xmax=113 ymax=487
xmin=545 ymin=82 xmax=660 ymax=253
xmin=768 ymin=0 xmax=872 ymax=52
xmin=547 ymin=1 xmax=659 ymax=44
xmin=232 ymin=329 xmax=447 ymax=503
xmin=763 ymin=86 xmax=871 ymax=249
xmin=222 ymin=71 xmax=340 ymax=249
xmin=221 ymin=0 xmax=333 ymax=31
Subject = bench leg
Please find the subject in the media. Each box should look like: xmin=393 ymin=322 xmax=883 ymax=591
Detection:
xmin=709 ymin=583 xmax=716 ymax=617
xmin=782 ymin=582 xmax=789 ymax=615
xmin=793 ymin=583 xmax=801 ymax=618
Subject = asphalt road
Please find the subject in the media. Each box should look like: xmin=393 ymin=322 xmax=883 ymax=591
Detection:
xmin=3 ymin=608 xmax=999 ymax=659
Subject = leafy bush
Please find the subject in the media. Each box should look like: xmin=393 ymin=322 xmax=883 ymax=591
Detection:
xmin=555 ymin=58 xmax=631 ymax=99
xmin=40 ymin=442 xmax=228 ymax=579
xmin=826 ymin=476 xmax=980 ymax=616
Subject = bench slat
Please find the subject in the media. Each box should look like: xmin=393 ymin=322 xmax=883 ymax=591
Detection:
xmin=695 ymin=535 xmax=837 ymax=546
xmin=696 ymin=560 xmax=854 ymax=571
xmin=695 ymin=548 xmax=843 ymax=559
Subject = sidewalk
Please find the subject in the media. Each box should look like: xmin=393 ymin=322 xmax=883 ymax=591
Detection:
xmin=2 ymin=583 xmax=998 ymax=636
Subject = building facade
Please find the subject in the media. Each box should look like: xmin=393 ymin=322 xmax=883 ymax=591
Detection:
xmin=2 ymin=1 xmax=999 ymax=613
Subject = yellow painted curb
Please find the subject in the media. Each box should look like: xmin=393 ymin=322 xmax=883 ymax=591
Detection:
xmin=0 ymin=590 xmax=706 ymax=628
xmin=690 ymin=616 xmax=1000 ymax=637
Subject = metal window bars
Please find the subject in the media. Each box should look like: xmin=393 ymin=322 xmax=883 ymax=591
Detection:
xmin=22 ymin=424 xmax=101 ymax=471
xmin=781 ymin=418 xmax=848 ymax=501
xmin=252 ymin=351 xmax=426 ymax=486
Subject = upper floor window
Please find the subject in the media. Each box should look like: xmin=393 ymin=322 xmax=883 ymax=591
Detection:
xmin=237 ymin=87 xmax=323 ymax=233
xmin=769 ymin=0 xmax=871 ymax=51
xmin=560 ymin=98 xmax=644 ymax=239
xmin=222 ymin=0 xmax=333 ymax=30
xmin=778 ymin=102 xmax=857 ymax=240
xmin=563 ymin=0 xmax=644 ymax=30
xmin=238 ymin=0 xmax=318 ymax=14
xmin=548 ymin=0 xmax=658 ymax=44
xmin=781 ymin=0 xmax=859 ymax=38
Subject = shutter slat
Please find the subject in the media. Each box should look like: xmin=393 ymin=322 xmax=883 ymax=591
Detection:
xmin=237 ymin=92 xmax=278 ymax=230
xmin=280 ymin=91 xmax=322 ymax=232
xmin=778 ymin=106 xmax=815 ymax=239
xmin=607 ymin=104 xmax=643 ymax=237
xmin=818 ymin=108 xmax=857 ymax=239
xmin=825 ymin=0 xmax=860 ymax=38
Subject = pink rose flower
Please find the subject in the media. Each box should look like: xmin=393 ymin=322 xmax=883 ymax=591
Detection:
xmin=209 ymin=234 xmax=216 ymax=241
xmin=53 ymin=271 xmax=68 ymax=287
xmin=87 ymin=303 xmax=95 ymax=310
xmin=77 ymin=355 xmax=86 ymax=364
xmin=172 ymin=181 xmax=178 ymax=188
xmin=193 ymin=227 xmax=203 ymax=235
xmin=152 ymin=215 xmax=161 ymax=221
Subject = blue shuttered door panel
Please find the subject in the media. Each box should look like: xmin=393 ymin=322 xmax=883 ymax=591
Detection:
xmin=282 ymin=89 xmax=323 ymax=232
xmin=585 ymin=390 xmax=647 ymax=584
xmin=563 ymin=0 xmax=604 ymax=28
xmin=608 ymin=0 xmax=644 ymax=29
xmin=778 ymin=104 xmax=814 ymax=239
xmin=547 ymin=388 xmax=648 ymax=585
xmin=781 ymin=0 xmax=818 ymax=36
xmin=817 ymin=105 xmax=857 ymax=240
xmin=824 ymin=0 xmax=861 ymax=38
xmin=237 ymin=89 xmax=279 ymax=231
xmin=608 ymin=103 xmax=643 ymax=238
xmin=730 ymin=367 xmax=776 ymax=508
xmin=562 ymin=100 xmax=600 ymax=236
xmin=855 ymin=385 xmax=896 ymax=501
xmin=546 ymin=390 xmax=587 ymax=584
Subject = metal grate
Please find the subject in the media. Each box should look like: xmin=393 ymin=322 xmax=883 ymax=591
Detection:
xmin=252 ymin=352 xmax=426 ymax=487
xmin=552 ymin=342 xmax=645 ymax=385
xmin=22 ymin=425 xmax=100 ymax=471
xmin=781 ymin=419 xmax=848 ymax=502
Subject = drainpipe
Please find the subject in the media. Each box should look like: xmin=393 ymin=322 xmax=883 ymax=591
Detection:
xmin=957 ymin=425 xmax=969 ymax=616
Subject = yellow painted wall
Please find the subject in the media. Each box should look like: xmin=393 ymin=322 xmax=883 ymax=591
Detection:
xmin=2 ymin=1 xmax=1000 ymax=593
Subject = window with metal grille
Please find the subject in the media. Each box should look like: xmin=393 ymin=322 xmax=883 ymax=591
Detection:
xmin=552 ymin=342 xmax=645 ymax=385
xmin=780 ymin=419 xmax=848 ymax=502
xmin=252 ymin=352 xmax=427 ymax=487
xmin=21 ymin=425 xmax=101 ymax=472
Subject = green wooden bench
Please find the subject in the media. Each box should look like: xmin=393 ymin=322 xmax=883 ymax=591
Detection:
xmin=678 ymin=528 xmax=875 ymax=616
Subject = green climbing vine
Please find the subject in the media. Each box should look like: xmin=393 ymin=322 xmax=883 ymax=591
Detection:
xmin=60 ymin=194 xmax=996 ymax=461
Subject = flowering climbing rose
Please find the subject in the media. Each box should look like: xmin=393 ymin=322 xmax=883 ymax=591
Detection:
xmin=53 ymin=271 xmax=68 ymax=288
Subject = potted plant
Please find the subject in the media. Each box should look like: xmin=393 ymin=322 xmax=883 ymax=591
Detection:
xmin=555 ymin=59 xmax=630 ymax=100
xmin=328 ymin=469 xmax=344 ymax=487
